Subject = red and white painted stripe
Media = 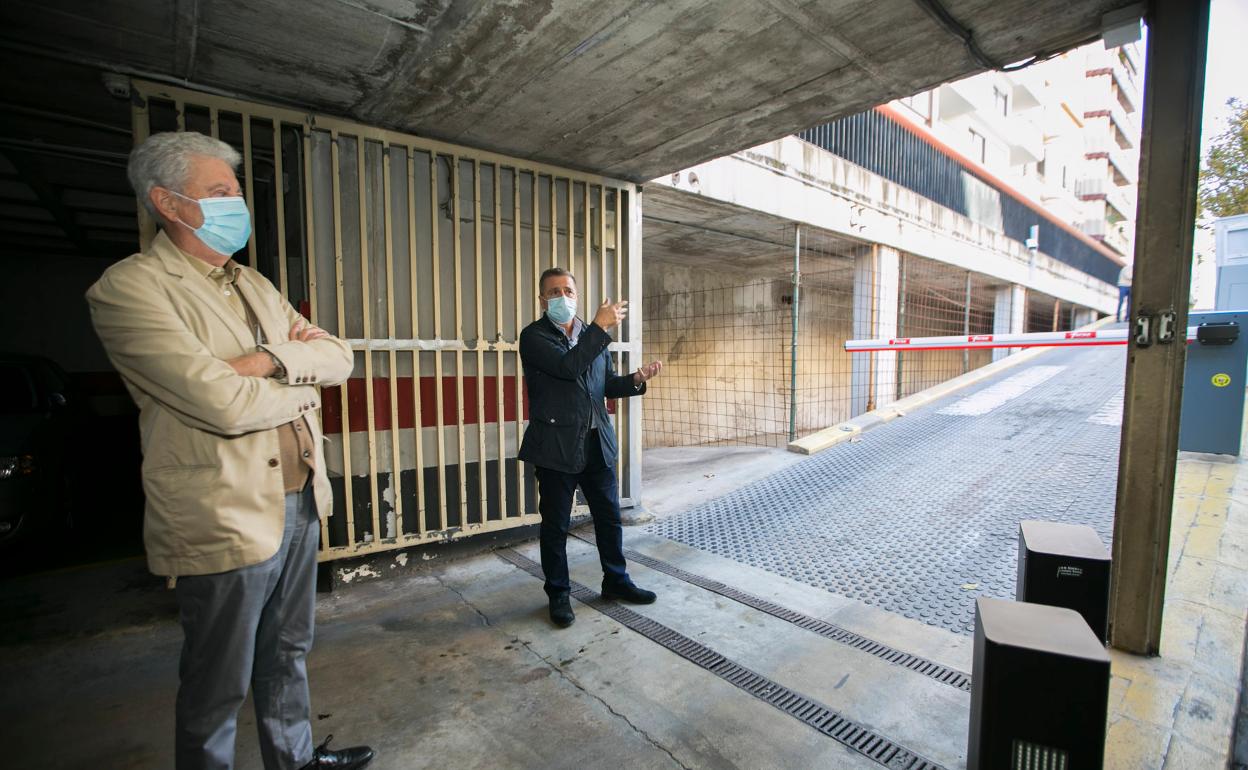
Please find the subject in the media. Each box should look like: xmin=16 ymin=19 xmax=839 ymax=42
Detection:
xmin=844 ymin=327 xmax=1202 ymax=352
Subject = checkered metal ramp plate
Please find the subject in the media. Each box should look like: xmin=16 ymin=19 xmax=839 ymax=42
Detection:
xmin=648 ymin=346 xmax=1124 ymax=634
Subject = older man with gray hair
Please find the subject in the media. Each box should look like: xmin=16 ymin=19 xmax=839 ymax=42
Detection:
xmin=86 ymin=132 xmax=374 ymax=769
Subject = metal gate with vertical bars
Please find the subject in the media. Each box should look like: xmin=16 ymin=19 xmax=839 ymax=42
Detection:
xmin=130 ymin=80 xmax=642 ymax=561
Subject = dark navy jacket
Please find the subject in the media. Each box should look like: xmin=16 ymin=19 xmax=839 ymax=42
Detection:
xmin=517 ymin=315 xmax=645 ymax=474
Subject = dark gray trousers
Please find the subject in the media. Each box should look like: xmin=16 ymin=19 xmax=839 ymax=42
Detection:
xmin=174 ymin=484 xmax=319 ymax=770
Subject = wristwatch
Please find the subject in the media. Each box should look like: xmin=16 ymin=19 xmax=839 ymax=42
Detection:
xmin=260 ymin=347 xmax=287 ymax=382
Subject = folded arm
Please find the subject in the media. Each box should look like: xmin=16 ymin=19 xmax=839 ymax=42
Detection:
xmin=258 ymin=300 xmax=356 ymax=387
xmin=87 ymin=268 xmax=320 ymax=437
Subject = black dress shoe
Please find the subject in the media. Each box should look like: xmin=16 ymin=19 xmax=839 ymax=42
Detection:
xmin=299 ymin=735 xmax=375 ymax=769
xmin=601 ymin=582 xmax=657 ymax=604
xmin=549 ymin=593 xmax=575 ymax=627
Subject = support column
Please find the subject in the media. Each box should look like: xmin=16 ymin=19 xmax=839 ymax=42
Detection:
xmin=851 ymin=245 xmax=900 ymax=415
xmin=1110 ymin=0 xmax=1209 ymax=655
xmin=992 ymin=285 xmax=1026 ymax=362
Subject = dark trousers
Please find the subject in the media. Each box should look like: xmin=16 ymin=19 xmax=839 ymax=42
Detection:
xmin=174 ymin=483 xmax=319 ymax=770
xmin=535 ymin=429 xmax=630 ymax=598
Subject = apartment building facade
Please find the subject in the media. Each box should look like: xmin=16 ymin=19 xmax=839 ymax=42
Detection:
xmin=892 ymin=40 xmax=1143 ymax=259
xmin=641 ymin=40 xmax=1140 ymax=450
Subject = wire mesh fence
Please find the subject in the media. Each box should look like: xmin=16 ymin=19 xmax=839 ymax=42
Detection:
xmin=642 ymin=226 xmax=1100 ymax=449
xmin=1025 ymin=290 xmax=1079 ymax=333
xmin=895 ymin=254 xmax=998 ymax=399
xmin=642 ymin=276 xmax=791 ymax=448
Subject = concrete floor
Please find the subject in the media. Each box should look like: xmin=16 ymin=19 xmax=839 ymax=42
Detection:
xmin=5 ymin=447 xmax=1243 ymax=769
xmin=3 ymin=368 xmax=1247 ymax=768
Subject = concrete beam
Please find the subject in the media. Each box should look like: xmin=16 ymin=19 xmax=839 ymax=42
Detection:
xmin=1 ymin=0 xmax=1133 ymax=182
xmin=1109 ymin=0 xmax=1209 ymax=656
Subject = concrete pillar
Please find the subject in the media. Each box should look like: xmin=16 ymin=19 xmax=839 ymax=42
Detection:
xmin=992 ymin=285 xmax=1026 ymax=362
xmin=1110 ymin=0 xmax=1209 ymax=655
xmin=1074 ymin=308 xmax=1098 ymax=328
xmin=851 ymin=245 xmax=900 ymax=415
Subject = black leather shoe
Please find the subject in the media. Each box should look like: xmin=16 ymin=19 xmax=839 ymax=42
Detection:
xmin=601 ymin=582 xmax=657 ymax=604
xmin=299 ymin=735 xmax=375 ymax=769
xmin=549 ymin=593 xmax=575 ymax=627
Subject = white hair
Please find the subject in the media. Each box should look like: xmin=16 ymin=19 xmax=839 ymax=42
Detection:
xmin=127 ymin=131 xmax=241 ymax=216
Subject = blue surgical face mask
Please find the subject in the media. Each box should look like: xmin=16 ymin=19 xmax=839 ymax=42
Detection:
xmin=171 ymin=191 xmax=253 ymax=256
xmin=545 ymin=295 xmax=577 ymax=325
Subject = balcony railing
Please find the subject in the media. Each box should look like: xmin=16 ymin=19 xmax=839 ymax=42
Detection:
xmin=797 ymin=109 xmax=1124 ymax=285
xmin=1107 ymin=147 xmax=1138 ymax=186
xmin=1112 ymin=64 xmax=1139 ymax=114
xmin=1109 ymin=100 xmax=1139 ymax=149
xmin=1007 ymin=118 xmax=1044 ymax=165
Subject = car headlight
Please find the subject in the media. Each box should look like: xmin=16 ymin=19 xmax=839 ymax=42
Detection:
xmin=0 ymin=455 xmax=33 ymax=480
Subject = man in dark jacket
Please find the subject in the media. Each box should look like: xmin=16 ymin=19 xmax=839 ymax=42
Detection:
xmin=518 ymin=267 xmax=662 ymax=627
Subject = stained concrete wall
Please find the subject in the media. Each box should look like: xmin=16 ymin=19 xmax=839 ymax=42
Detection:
xmin=643 ymin=253 xmax=1019 ymax=447
xmin=642 ymin=261 xmax=791 ymax=447
xmin=643 ymin=256 xmax=949 ymax=447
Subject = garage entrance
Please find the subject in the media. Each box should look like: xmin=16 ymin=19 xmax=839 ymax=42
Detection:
xmin=128 ymin=80 xmax=643 ymax=561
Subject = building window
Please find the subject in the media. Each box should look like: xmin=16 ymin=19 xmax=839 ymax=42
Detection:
xmin=969 ymin=129 xmax=987 ymax=163
xmin=899 ymin=91 xmax=932 ymax=124
xmin=993 ymin=86 xmax=1009 ymax=116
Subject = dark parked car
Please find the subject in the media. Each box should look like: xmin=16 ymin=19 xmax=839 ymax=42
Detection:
xmin=0 ymin=353 xmax=77 ymax=548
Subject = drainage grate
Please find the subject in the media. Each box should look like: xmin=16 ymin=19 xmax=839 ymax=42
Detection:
xmin=572 ymin=532 xmax=972 ymax=692
xmin=497 ymin=548 xmax=948 ymax=770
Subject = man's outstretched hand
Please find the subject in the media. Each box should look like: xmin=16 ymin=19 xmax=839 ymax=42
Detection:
xmin=633 ymin=361 xmax=663 ymax=386
xmin=593 ymin=298 xmax=629 ymax=331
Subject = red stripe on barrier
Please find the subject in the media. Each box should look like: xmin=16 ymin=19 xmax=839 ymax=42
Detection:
xmin=849 ymin=340 xmax=1127 ymax=352
xmin=320 ymin=376 xmax=622 ymax=435
xmin=322 ymin=376 xmax=528 ymax=434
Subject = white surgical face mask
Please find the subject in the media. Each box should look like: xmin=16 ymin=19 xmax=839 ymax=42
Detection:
xmin=546 ymin=295 xmax=576 ymax=325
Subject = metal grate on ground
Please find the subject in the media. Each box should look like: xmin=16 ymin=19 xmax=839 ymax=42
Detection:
xmin=571 ymin=531 xmax=971 ymax=692
xmin=497 ymin=548 xmax=948 ymax=770
xmin=648 ymin=345 xmax=1123 ymax=635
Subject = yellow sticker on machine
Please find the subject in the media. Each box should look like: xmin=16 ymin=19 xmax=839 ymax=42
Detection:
xmin=1212 ymin=373 xmax=1232 ymax=388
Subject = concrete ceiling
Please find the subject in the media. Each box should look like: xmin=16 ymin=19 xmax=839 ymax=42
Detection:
xmin=645 ymin=185 xmax=862 ymax=277
xmin=1 ymin=0 xmax=1132 ymax=182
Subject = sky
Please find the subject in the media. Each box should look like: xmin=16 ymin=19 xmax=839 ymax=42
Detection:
xmin=1201 ymin=0 xmax=1248 ymax=156
xmin=1189 ymin=0 xmax=1246 ymax=308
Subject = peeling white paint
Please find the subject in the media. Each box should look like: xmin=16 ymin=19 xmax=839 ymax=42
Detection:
xmin=382 ymin=483 xmax=397 ymax=539
xmin=395 ymin=552 xmax=409 ymax=568
xmin=338 ymin=564 xmax=381 ymax=583
xmin=421 ymin=552 xmax=438 ymax=561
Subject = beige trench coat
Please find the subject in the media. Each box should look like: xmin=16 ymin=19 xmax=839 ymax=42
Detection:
xmin=86 ymin=231 xmax=354 ymax=577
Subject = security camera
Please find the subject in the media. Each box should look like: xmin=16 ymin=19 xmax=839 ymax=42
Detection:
xmin=102 ymin=72 xmax=131 ymax=99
